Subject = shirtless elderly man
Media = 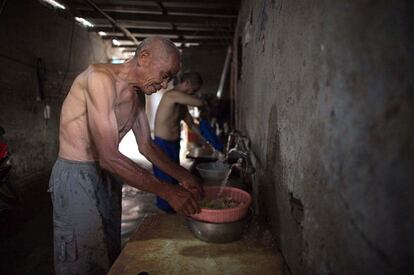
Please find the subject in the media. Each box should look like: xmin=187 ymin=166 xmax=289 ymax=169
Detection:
xmin=49 ymin=37 xmax=202 ymax=275
xmin=152 ymin=72 xmax=204 ymax=213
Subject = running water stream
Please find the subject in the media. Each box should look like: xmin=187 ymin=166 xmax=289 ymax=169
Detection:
xmin=217 ymin=163 xmax=238 ymax=197
xmin=198 ymin=135 xmax=232 ymax=197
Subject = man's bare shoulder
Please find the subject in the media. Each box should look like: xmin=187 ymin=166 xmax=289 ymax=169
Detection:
xmin=86 ymin=64 xmax=116 ymax=82
xmin=72 ymin=64 xmax=118 ymax=107
xmin=163 ymin=89 xmax=186 ymax=101
xmin=82 ymin=64 xmax=119 ymax=95
xmin=162 ymin=89 xmax=202 ymax=108
xmin=66 ymin=64 xmax=112 ymax=97
xmin=158 ymin=89 xmax=175 ymax=102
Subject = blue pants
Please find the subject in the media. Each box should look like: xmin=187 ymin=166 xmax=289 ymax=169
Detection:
xmin=152 ymin=136 xmax=180 ymax=213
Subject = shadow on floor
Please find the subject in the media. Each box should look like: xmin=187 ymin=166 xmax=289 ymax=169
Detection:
xmin=0 ymin=175 xmax=160 ymax=274
xmin=0 ymin=177 xmax=54 ymax=275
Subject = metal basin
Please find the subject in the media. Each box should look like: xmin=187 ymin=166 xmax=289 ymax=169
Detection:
xmin=187 ymin=211 xmax=251 ymax=243
xmin=195 ymin=162 xmax=230 ymax=181
xmin=187 ymin=147 xmax=219 ymax=160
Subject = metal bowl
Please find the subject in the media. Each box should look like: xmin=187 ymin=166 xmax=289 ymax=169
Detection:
xmin=187 ymin=210 xmax=251 ymax=243
xmin=195 ymin=162 xmax=230 ymax=181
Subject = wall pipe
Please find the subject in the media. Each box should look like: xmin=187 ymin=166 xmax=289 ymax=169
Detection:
xmin=83 ymin=0 xmax=139 ymax=46
xmin=216 ymin=45 xmax=232 ymax=99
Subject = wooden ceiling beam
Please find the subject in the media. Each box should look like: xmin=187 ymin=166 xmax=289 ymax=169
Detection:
xmin=91 ymin=24 xmax=232 ymax=31
xmin=75 ymin=4 xmax=238 ymax=18
xmin=115 ymin=43 xmax=228 ymax=49
xmin=78 ymin=10 xmax=235 ymax=25
xmin=85 ymin=0 xmax=239 ymax=5
xmin=106 ymin=37 xmax=230 ymax=43
xmin=91 ymin=28 xmax=232 ymax=37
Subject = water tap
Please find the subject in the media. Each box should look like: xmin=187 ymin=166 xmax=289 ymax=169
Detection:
xmin=226 ymin=136 xmax=255 ymax=177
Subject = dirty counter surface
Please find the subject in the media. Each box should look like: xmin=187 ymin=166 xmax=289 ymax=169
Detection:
xmin=110 ymin=213 xmax=285 ymax=275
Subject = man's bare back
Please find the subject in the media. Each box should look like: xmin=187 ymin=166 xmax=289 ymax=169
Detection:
xmin=59 ymin=64 xmax=142 ymax=161
xmin=154 ymin=76 xmax=203 ymax=141
xmin=154 ymin=89 xmax=192 ymax=141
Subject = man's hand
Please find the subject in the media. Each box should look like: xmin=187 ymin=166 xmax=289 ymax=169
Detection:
xmin=163 ymin=184 xmax=201 ymax=215
xmin=180 ymin=175 xmax=204 ymax=200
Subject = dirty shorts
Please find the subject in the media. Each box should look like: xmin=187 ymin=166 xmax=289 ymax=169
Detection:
xmin=48 ymin=157 xmax=122 ymax=275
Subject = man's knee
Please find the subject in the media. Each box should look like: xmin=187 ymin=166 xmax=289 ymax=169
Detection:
xmin=53 ymin=226 xmax=110 ymax=275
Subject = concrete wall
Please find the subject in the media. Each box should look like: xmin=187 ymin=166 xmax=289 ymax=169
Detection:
xmin=180 ymin=46 xmax=228 ymax=97
xmin=0 ymin=0 xmax=108 ymax=190
xmin=235 ymin=0 xmax=413 ymax=274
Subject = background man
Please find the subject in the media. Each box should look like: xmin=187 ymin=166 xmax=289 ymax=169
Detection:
xmin=153 ymin=72 xmax=206 ymax=213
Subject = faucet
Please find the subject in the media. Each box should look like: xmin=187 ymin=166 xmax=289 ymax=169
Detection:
xmin=225 ymin=130 xmax=248 ymax=158
xmin=225 ymin=130 xmax=241 ymax=155
xmin=225 ymin=132 xmax=255 ymax=177
xmin=227 ymin=147 xmax=248 ymax=160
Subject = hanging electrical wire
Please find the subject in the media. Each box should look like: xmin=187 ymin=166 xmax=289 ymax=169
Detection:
xmin=0 ymin=0 xmax=8 ymax=16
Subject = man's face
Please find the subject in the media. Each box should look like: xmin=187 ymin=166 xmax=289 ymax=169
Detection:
xmin=189 ymin=83 xmax=201 ymax=95
xmin=138 ymin=53 xmax=180 ymax=95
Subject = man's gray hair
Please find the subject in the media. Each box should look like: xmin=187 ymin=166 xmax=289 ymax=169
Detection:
xmin=134 ymin=37 xmax=180 ymax=60
xmin=180 ymin=71 xmax=203 ymax=87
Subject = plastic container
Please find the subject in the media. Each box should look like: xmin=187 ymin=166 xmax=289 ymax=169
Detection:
xmin=191 ymin=186 xmax=252 ymax=223
xmin=196 ymin=162 xmax=230 ymax=181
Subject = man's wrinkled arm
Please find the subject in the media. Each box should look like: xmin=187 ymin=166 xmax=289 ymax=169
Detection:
xmin=169 ymin=91 xmax=204 ymax=107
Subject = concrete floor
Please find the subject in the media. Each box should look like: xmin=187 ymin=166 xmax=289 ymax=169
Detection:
xmin=0 ymin=176 xmax=54 ymax=275
xmin=0 ymin=178 xmax=162 ymax=274
xmin=0 ymin=141 xmax=188 ymax=274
